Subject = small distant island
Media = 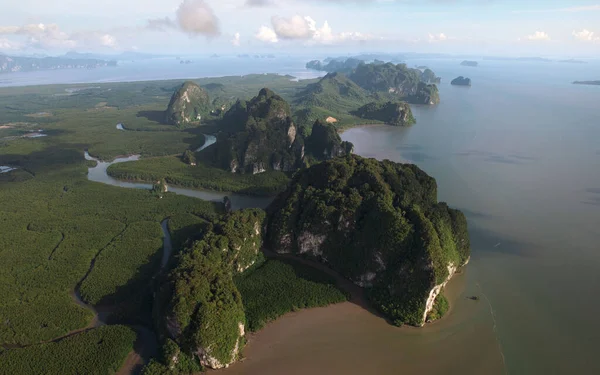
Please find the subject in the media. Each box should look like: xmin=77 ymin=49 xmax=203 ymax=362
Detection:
xmin=559 ymin=59 xmax=587 ymax=64
xmin=460 ymin=60 xmax=478 ymax=67
xmin=451 ymin=76 xmax=472 ymax=86
xmin=0 ymin=54 xmax=117 ymax=74
xmin=573 ymin=81 xmax=600 ymax=86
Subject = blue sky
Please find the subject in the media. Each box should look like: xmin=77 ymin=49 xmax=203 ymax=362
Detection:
xmin=1 ymin=0 xmax=599 ymax=57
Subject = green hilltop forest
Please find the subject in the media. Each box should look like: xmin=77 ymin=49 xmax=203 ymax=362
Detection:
xmin=109 ymin=61 xmax=441 ymax=190
xmin=165 ymin=81 xmax=212 ymax=128
xmin=267 ymin=155 xmax=470 ymax=326
xmin=0 ymin=65 xmax=468 ymax=374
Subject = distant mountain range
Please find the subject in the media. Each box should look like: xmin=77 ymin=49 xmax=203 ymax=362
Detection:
xmin=0 ymin=54 xmax=117 ymax=74
xmin=61 ymin=51 xmax=162 ymax=61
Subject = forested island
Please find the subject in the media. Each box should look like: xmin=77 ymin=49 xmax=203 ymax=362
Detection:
xmin=0 ymin=68 xmax=469 ymax=374
xmin=460 ymin=60 xmax=478 ymax=67
xmin=0 ymin=54 xmax=117 ymax=73
xmin=451 ymin=76 xmax=472 ymax=86
xmin=573 ymin=80 xmax=600 ymax=86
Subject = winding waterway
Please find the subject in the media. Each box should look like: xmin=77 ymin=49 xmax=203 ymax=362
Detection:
xmin=84 ymin=134 xmax=273 ymax=211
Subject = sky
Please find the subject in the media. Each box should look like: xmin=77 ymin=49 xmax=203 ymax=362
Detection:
xmin=0 ymin=0 xmax=599 ymax=57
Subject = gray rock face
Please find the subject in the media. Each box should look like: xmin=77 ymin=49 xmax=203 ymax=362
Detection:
xmin=215 ymin=88 xmax=305 ymax=174
xmin=165 ymin=81 xmax=211 ymax=127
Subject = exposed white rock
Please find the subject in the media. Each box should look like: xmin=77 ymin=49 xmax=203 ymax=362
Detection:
xmin=355 ymin=272 xmax=377 ymax=287
xmin=298 ymin=231 xmax=326 ymax=256
xmin=421 ymin=262 xmax=458 ymax=326
xmin=253 ymin=163 xmax=266 ymax=175
xmin=287 ymin=123 xmax=297 ymax=146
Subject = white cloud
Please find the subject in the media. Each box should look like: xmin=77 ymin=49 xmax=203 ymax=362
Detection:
xmin=257 ymin=15 xmax=372 ymax=45
xmin=526 ymin=31 xmax=550 ymax=41
xmin=428 ymin=32 xmax=448 ymax=42
xmin=231 ymin=32 xmax=241 ymax=46
xmin=0 ymin=38 xmax=21 ymax=50
xmin=255 ymin=26 xmax=278 ymax=43
xmin=572 ymin=29 xmax=599 ymax=41
xmin=0 ymin=23 xmax=120 ymax=51
xmin=272 ymin=15 xmax=314 ymax=39
xmin=147 ymin=0 xmax=219 ymax=37
xmin=176 ymin=0 xmax=220 ymax=36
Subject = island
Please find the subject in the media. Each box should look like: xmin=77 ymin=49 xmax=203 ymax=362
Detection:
xmin=0 ymin=54 xmax=117 ymax=73
xmin=451 ymin=76 xmax=472 ymax=86
xmin=306 ymin=58 xmax=364 ymax=74
xmin=353 ymin=101 xmax=415 ymax=126
xmin=460 ymin=60 xmax=478 ymax=67
xmin=573 ymin=80 xmax=600 ymax=86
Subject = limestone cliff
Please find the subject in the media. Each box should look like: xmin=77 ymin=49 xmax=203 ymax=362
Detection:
xmin=305 ymin=120 xmax=354 ymax=161
xmin=215 ymin=88 xmax=304 ymax=174
xmin=165 ymin=81 xmax=211 ymax=128
xmin=349 ymin=62 xmax=440 ymax=105
xmin=156 ymin=209 xmax=265 ymax=369
xmin=353 ymin=101 xmax=416 ymax=126
xmin=266 ymin=155 xmax=470 ymax=326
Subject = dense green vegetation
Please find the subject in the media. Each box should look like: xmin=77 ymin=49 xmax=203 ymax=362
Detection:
xmin=353 ymin=101 xmax=416 ymax=126
xmin=156 ymin=210 xmax=265 ymax=368
xmin=427 ymin=294 xmax=449 ymax=322
xmin=0 ymin=325 xmax=136 ymax=375
xmin=213 ymin=88 xmax=305 ymax=174
xmin=267 ymin=155 xmax=470 ymax=326
xmin=292 ymin=72 xmax=376 ymax=129
xmin=305 ymin=120 xmax=354 ymax=162
xmin=350 ymin=62 xmax=440 ymax=105
xmin=165 ymin=81 xmax=212 ymax=128
xmin=141 ymin=339 xmax=203 ymax=375
xmin=107 ymin=155 xmax=290 ymax=196
xmin=305 ymin=58 xmax=364 ymax=74
xmin=235 ymin=259 xmax=348 ymax=332
xmin=79 ymin=221 xmax=164 ymax=306
xmin=0 ymin=71 xmax=455 ymax=373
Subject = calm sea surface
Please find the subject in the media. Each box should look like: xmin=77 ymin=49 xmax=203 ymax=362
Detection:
xmin=5 ymin=57 xmax=600 ymax=374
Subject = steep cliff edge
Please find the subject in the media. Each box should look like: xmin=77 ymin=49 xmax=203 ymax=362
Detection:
xmin=305 ymin=120 xmax=354 ymax=161
xmin=349 ymin=62 xmax=440 ymax=105
xmin=266 ymin=155 xmax=470 ymax=326
xmin=155 ymin=209 xmax=265 ymax=369
xmin=214 ymin=88 xmax=304 ymax=174
xmin=165 ymin=81 xmax=211 ymax=128
xmin=353 ymin=101 xmax=416 ymax=126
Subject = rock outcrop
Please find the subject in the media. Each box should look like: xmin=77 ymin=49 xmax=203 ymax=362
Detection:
xmin=349 ymin=62 xmax=440 ymax=105
xmin=451 ymin=76 xmax=472 ymax=86
xmin=266 ymin=155 xmax=470 ymax=326
xmin=156 ymin=209 xmax=265 ymax=369
xmin=353 ymin=101 xmax=416 ymax=126
xmin=215 ymin=88 xmax=304 ymax=174
xmin=165 ymin=81 xmax=211 ymax=127
xmin=305 ymin=120 xmax=354 ymax=161
xmin=460 ymin=60 xmax=478 ymax=67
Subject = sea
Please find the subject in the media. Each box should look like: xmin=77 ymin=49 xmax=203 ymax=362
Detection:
xmin=3 ymin=56 xmax=600 ymax=374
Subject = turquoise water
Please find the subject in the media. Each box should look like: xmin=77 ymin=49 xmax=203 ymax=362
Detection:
xmin=341 ymin=59 xmax=600 ymax=374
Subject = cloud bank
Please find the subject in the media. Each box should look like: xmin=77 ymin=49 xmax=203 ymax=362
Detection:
xmin=147 ymin=0 xmax=220 ymax=37
xmin=0 ymin=23 xmax=118 ymax=50
xmin=256 ymin=15 xmax=371 ymax=44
